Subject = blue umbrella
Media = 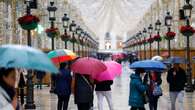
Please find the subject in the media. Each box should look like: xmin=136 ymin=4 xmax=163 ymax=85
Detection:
xmin=164 ymin=56 xmax=186 ymax=64
xmin=0 ymin=44 xmax=58 ymax=73
xmin=129 ymin=60 xmax=167 ymax=70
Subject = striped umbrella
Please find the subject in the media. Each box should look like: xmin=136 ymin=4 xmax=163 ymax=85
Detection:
xmin=48 ymin=49 xmax=76 ymax=64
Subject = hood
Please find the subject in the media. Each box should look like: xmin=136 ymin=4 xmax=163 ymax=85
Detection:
xmin=130 ymin=73 xmax=141 ymax=79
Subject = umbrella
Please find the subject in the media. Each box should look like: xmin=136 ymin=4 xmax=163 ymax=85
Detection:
xmin=151 ymin=56 xmax=163 ymax=61
xmin=129 ymin=60 xmax=167 ymax=70
xmin=48 ymin=49 xmax=76 ymax=64
xmin=71 ymin=57 xmax=107 ymax=75
xmin=0 ymin=44 xmax=58 ymax=73
xmin=104 ymin=61 xmax=122 ymax=76
xmin=164 ymin=56 xmax=186 ymax=64
xmin=93 ymin=61 xmax=122 ymax=81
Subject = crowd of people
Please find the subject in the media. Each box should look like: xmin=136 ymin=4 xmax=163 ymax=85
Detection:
xmin=129 ymin=63 xmax=186 ymax=110
xmin=0 ymin=56 xmax=188 ymax=110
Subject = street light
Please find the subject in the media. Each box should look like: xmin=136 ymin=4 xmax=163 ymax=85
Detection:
xmin=183 ymin=0 xmax=193 ymax=92
xmin=76 ymin=26 xmax=82 ymax=56
xmin=148 ymin=24 xmax=153 ymax=58
xmin=85 ymin=36 xmax=88 ymax=56
xmin=136 ymin=32 xmax=142 ymax=60
xmin=155 ymin=19 xmax=161 ymax=55
xmin=165 ymin=11 xmax=173 ymax=58
xmin=69 ymin=20 xmax=76 ymax=52
xmin=47 ymin=1 xmax=57 ymax=93
xmin=80 ymin=30 xmax=85 ymax=56
xmin=62 ymin=13 xmax=70 ymax=49
xmin=165 ymin=12 xmax=172 ymax=28
xmin=47 ymin=1 xmax=57 ymax=50
xmin=143 ymin=28 xmax=147 ymax=59
xmin=183 ymin=0 xmax=193 ymax=18
xmin=24 ymin=0 xmax=36 ymax=109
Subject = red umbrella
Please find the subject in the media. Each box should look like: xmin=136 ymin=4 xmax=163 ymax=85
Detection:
xmin=71 ymin=57 xmax=107 ymax=76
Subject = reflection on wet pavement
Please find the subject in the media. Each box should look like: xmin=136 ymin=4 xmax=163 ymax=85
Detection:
xmin=33 ymin=62 xmax=195 ymax=110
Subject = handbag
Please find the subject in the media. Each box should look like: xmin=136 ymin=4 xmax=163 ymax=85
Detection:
xmin=142 ymin=92 xmax=149 ymax=104
xmin=153 ymin=84 xmax=163 ymax=96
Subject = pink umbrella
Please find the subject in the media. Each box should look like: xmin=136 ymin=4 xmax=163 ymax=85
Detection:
xmin=104 ymin=61 xmax=122 ymax=76
xmin=94 ymin=61 xmax=122 ymax=81
xmin=71 ymin=57 xmax=107 ymax=76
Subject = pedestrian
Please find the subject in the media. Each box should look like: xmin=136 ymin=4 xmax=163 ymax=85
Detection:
xmin=129 ymin=68 xmax=148 ymax=110
xmin=167 ymin=63 xmax=186 ymax=110
xmin=95 ymin=80 xmax=114 ymax=110
xmin=54 ymin=62 xmax=72 ymax=110
xmin=18 ymin=70 xmax=26 ymax=105
xmin=0 ymin=68 xmax=19 ymax=110
xmin=74 ymin=74 xmax=93 ymax=110
xmin=144 ymin=71 xmax=162 ymax=110
xmin=35 ymin=70 xmax=45 ymax=89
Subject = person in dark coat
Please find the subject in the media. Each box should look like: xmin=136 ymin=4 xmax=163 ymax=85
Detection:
xmin=74 ymin=74 xmax=93 ymax=110
xmin=129 ymin=68 xmax=148 ymax=110
xmin=95 ymin=80 xmax=114 ymax=110
xmin=35 ymin=70 xmax=45 ymax=89
xmin=167 ymin=63 xmax=186 ymax=110
xmin=144 ymin=71 xmax=162 ymax=110
xmin=54 ymin=63 xmax=72 ymax=110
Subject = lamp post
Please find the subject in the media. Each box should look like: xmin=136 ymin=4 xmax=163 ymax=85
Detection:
xmin=165 ymin=12 xmax=173 ymax=58
xmin=24 ymin=0 xmax=35 ymax=109
xmin=81 ymin=31 xmax=86 ymax=57
xmin=80 ymin=30 xmax=85 ymax=56
xmin=62 ymin=13 xmax=70 ymax=49
xmin=85 ymin=37 xmax=89 ymax=56
xmin=76 ymin=26 xmax=82 ymax=56
xmin=47 ymin=1 xmax=57 ymax=93
xmin=47 ymin=1 xmax=57 ymax=50
xmin=143 ymin=28 xmax=147 ymax=59
xmin=148 ymin=24 xmax=153 ymax=58
xmin=136 ymin=32 xmax=142 ymax=60
xmin=183 ymin=0 xmax=193 ymax=92
xmin=155 ymin=19 xmax=161 ymax=55
xmin=69 ymin=21 xmax=76 ymax=52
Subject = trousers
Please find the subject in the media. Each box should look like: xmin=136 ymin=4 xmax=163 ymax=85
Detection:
xmin=96 ymin=91 xmax=114 ymax=110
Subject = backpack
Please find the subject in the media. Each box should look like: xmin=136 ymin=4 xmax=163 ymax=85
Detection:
xmin=153 ymin=84 xmax=163 ymax=96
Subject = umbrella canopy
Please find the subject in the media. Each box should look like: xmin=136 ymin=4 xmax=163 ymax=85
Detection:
xmin=48 ymin=49 xmax=76 ymax=64
xmin=129 ymin=60 xmax=167 ymax=71
xmin=71 ymin=57 xmax=107 ymax=75
xmin=0 ymin=44 xmax=58 ymax=73
xmin=93 ymin=61 xmax=122 ymax=81
xmin=104 ymin=61 xmax=122 ymax=76
xmin=164 ymin=56 xmax=186 ymax=64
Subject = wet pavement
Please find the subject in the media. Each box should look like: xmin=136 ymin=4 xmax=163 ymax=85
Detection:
xmin=29 ymin=62 xmax=195 ymax=110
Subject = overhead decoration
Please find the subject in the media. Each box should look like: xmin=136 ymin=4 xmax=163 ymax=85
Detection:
xmin=45 ymin=28 xmax=60 ymax=38
xmin=165 ymin=31 xmax=176 ymax=40
xmin=18 ymin=15 xmax=40 ymax=30
xmin=147 ymin=37 xmax=154 ymax=43
xmin=180 ymin=26 xmax=195 ymax=37
xmin=154 ymin=34 xmax=162 ymax=42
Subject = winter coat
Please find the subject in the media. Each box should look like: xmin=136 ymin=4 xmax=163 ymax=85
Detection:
xmin=54 ymin=68 xmax=72 ymax=96
xmin=74 ymin=74 xmax=93 ymax=104
xmin=95 ymin=80 xmax=113 ymax=91
xmin=167 ymin=67 xmax=186 ymax=92
xmin=0 ymin=86 xmax=14 ymax=110
xmin=129 ymin=73 xmax=147 ymax=108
